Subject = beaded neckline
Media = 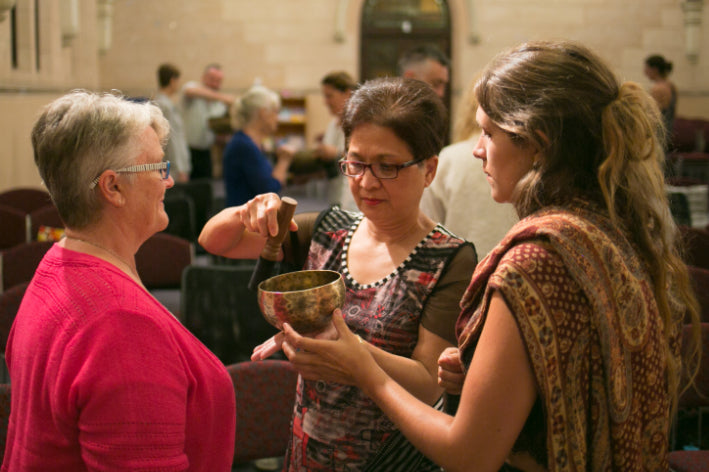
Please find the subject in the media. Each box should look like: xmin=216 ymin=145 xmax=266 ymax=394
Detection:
xmin=340 ymin=214 xmax=439 ymax=289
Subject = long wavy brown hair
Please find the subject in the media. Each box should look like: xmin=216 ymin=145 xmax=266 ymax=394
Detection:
xmin=474 ymin=40 xmax=700 ymax=414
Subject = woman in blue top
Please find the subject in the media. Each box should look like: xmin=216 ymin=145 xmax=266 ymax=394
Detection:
xmin=223 ymin=85 xmax=294 ymax=207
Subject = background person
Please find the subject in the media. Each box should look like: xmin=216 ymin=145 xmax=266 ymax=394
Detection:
xmin=280 ymin=41 xmax=701 ymax=471
xmin=397 ymin=44 xmax=450 ymax=99
xmin=2 ymin=91 xmax=236 ymax=470
xmin=222 ymin=84 xmax=294 ymax=207
xmin=154 ymin=63 xmax=191 ymax=182
xmin=200 ymin=77 xmax=476 ymax=471
xmin=181 ymin=63 xmax=236 ymax=179
xmin=420 ymin=79 xmax=517 ymax=257
xmin=644 ymin=54 xmax=678 ymax=142
xmin=313 ymin=70 xmax=358 ymax=210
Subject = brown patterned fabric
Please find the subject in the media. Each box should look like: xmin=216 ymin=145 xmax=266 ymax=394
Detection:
xmin=456 ymin=204 xmax=681 ymax=471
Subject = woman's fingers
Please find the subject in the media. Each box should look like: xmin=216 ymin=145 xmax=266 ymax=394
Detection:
xmin=437 ymin=347 xmax=465 ymax=394
xmin=250 ymin=332 xmax=284 ymax=361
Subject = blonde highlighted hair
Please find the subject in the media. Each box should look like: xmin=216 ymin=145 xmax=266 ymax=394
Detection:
xmin=474 ymin=40 xmax=700 ymax=414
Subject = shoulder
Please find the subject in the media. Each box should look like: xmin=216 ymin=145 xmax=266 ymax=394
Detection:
xmin=314 ymin=206 xmax=360 ymax=233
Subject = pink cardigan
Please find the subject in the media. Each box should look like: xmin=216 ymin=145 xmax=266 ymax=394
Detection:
xmin=2 ymin=245 xmax=235 ymax=471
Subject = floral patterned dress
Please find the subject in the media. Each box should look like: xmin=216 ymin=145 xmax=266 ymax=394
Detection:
xmin=284 ymin=207 xmax=472 ymax=472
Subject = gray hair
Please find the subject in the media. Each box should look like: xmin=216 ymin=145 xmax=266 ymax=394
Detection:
xmin=229 ymin=85 xmax=281 ymax=130
xmin=31 ymin=90 xmax=169 ymax=228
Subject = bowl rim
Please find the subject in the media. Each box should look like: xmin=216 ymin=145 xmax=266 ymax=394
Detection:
xmin=257 ymin=269 xmax=344 ymax=294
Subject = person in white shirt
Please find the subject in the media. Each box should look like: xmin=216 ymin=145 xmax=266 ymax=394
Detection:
xmin=153 ymin=63 xmax=191 ymax=182
xmin=420 ymin=81 xmax=517 ymax=257
xmin=313 ymin=71 xmax=358 ymax=211
xmin=181 ymin=63 xmax=235 ymax=180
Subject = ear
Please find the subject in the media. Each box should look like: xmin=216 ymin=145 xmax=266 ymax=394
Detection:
xmin=424 ymin=155 xmax=438 ymax=188
xmin=532 ymin=130 xmax=549 ymax=166
xmin=95 ymin=171 xmax=126 ymax=208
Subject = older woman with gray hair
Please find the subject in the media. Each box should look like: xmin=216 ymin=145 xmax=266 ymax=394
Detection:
xmin=223 ymin=84 xmax=295 ymax=207
xmin=2 ymin=90 xmax=236 ymax=470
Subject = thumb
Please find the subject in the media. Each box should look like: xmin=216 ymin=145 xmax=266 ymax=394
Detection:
xmin=330 ymin=308 xmax=351 ymax=337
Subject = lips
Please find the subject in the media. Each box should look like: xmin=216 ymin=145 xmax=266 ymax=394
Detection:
xmin=360 ymin=197 xmax=382 ymax=206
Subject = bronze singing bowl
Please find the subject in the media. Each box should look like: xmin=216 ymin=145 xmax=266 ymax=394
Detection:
xmin=257 ymin=270 xmax=346 ymax=334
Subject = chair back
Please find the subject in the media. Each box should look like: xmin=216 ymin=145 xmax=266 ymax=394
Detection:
xmin=679 ymin=323 xmax=709 ymax=410
xmin=0 ymin=204 xmax=29 ymax=250
xmin=227 ymin=360 xmax=298 ymax=464
xmin=0 ymin=188 xmax=52 ymax=214
xmin=680 ymin=226 xmax=709 ymax=271
xmin=28 ymin=203 xmax=64 ymax=241
xmin=688 ymin=266 xmax=709 ymax=323
xmin=670 ymin=323 xmax=709 ymax=468
xmin=162 ymin=193 xmax=196 ymax=242
xmin=135 ymin=233 xmax=193 ymax=289
xmin=668 ymin=192 xmax=693 ymax=227
xmin=170 ymin=179 xmax=214 ymax=237
xmin=0 ymin=282 xmax=28 ymax=382
xmin=181 ymin=263 xmax=278 ymax=364
xmin=0 ymin=282 xmax=28 ymax=352
xmin=0 ymin=383 xmax=10 ymax=463
xmin=0 ymin=241 xmax=52 ymax=293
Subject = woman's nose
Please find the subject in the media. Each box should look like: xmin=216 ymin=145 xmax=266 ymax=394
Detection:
xmin=358 ymin=166 xmax=381 ymax=187
xmin=472 ymin=136 xmax=485 ymax=160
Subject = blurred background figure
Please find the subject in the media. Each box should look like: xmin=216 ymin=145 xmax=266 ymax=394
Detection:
xmin=313 ymin=70 xmax=358 ymax=210
xmin=154 ymin=63 xmax=191 ymax=182
xmin=398 ymin=44 xmax=450 ymax=99
xmin=181 ymin=63 xmax=236 ymax=180
xmin=3 ymin=91 xmax=235 ymax=470
xmin=644 ymin=54 xmax=678 ymax=142
xmin=222 ymin=85 xmax=294 ymax=207
xmin=420 ymin=80 xmax=517 ymax=258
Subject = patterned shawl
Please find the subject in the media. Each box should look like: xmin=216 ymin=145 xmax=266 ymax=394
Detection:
xmin=455 ymin=205 xmax=680 ymax=471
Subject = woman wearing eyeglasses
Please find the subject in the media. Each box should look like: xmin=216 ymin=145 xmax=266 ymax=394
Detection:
xmin=2 ymin=91 xmax=236 ymax=471
xmin=199 ymin=77 xmax=476 ymax=471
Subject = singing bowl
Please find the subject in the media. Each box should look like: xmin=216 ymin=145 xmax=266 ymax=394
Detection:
xmin=257 ymin=270 xmax=346 ymax=334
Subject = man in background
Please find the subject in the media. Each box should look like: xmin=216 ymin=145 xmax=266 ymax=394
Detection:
xmin=154 ymin=63 xmax=191 ymax=183
xmin=181 ymin=64 xmax=235 ymax=180
xmin=398 ymin=44 xmax=450 ymax=99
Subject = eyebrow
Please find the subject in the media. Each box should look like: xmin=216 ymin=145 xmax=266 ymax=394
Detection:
xmin=346 ymin=151 xmax=403 ymax=162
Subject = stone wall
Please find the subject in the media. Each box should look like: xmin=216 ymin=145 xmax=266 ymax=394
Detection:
xmin=0 ymin=0 xmax=707 ymax=191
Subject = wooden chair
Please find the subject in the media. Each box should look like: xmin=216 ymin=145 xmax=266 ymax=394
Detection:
xmin=0 ymin=241 xmax=52 ymax=293
xmin=0 ymin=188 xmax=52 ymax=214
xmin=0 ymin=204 xmax=29 ymax=250
xmin=135 ymin=233 xmax=193 ymax=290
xmin=181 ymin=263 xmax=278 ymax=365
xmin=226 ymin=360 xmax=298 ymax=465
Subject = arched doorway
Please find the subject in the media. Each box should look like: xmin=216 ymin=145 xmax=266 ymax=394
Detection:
xmin=360 ymin=0 xmax=452 ymax=111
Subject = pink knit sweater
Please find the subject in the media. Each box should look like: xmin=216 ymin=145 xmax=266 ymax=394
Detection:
xmin=2 ymin=245 xmax=235 ymax=471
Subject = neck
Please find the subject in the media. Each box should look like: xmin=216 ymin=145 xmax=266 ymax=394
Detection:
xmin=63 ymin=229 xmax=142 ymax=284
xmin=243 ymin=124 xmax=266 ymax=148
xmin=361 ymin=210 xmax=434 ymax=246
xmin=159 ymin=86 xmax=175 ymax=97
